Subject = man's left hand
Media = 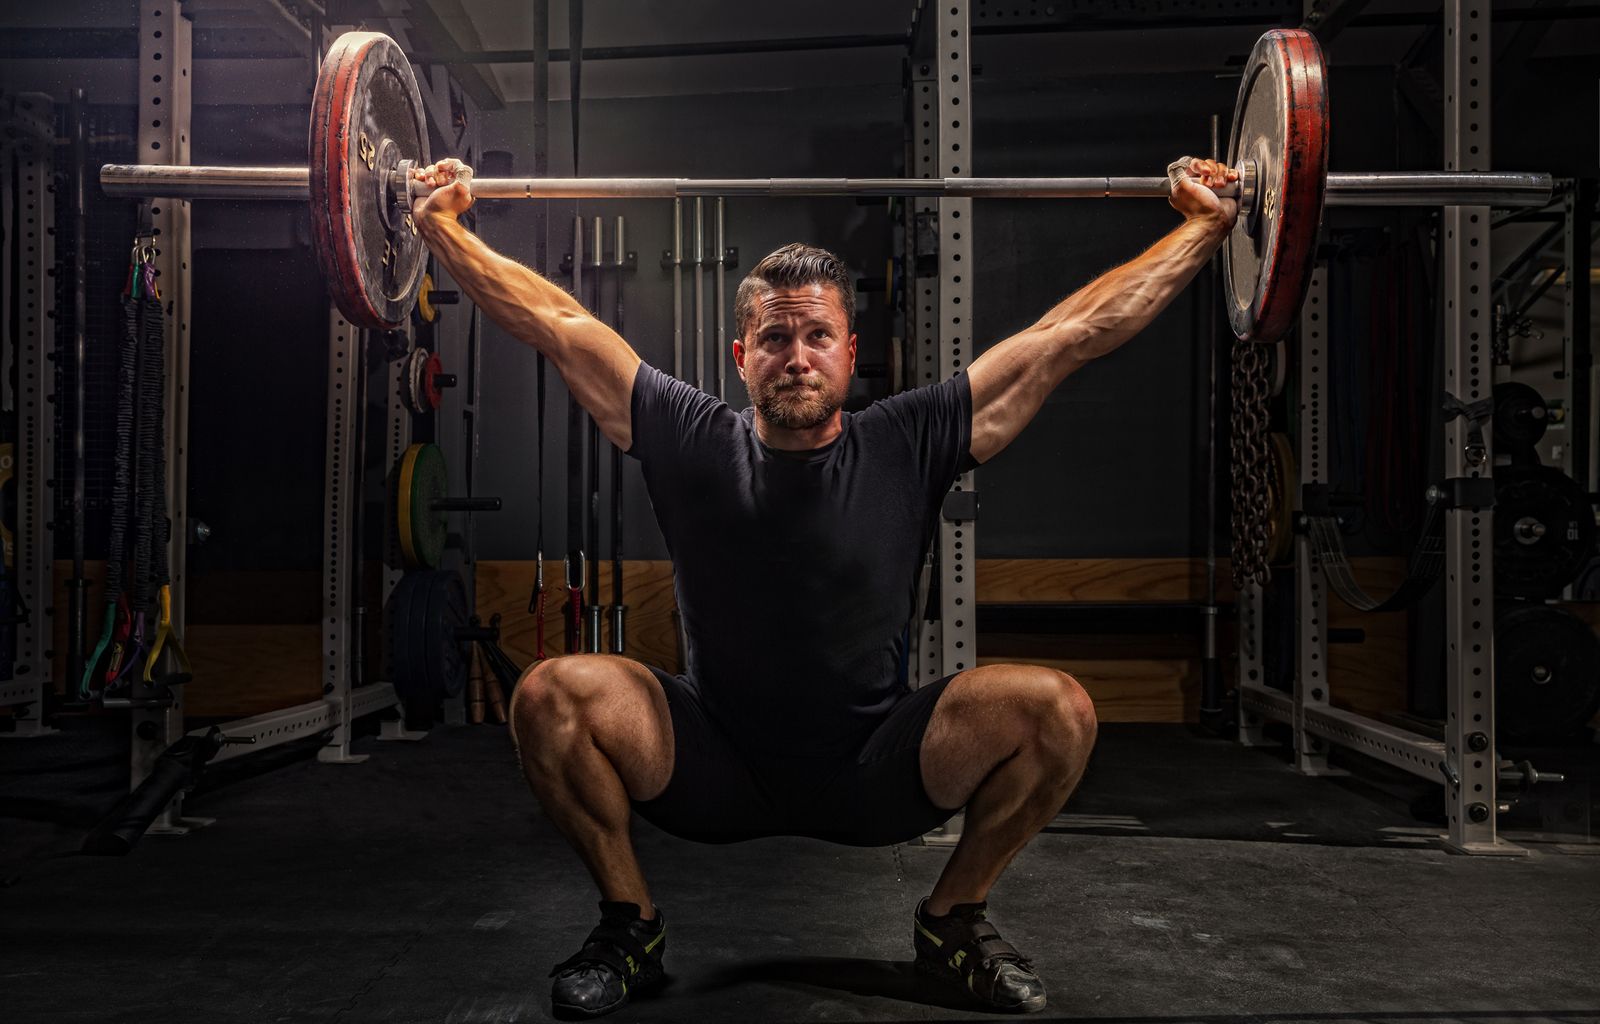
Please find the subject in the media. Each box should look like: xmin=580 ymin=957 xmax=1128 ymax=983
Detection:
xmin=1168 ymin=157 xmax=1239 ymax=229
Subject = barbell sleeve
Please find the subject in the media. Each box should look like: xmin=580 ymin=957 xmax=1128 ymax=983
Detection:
xmin=98 ymin=164 xmax=1554 ymax=207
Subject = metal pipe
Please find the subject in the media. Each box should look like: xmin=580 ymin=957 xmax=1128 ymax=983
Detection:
xmin=693 ymin=197 xmax=705 ymax=392
xmin=100 ymin=164 xmax=1557 ymax=207
xmin=68 ymin=88 xmax=90 ymax=702
xmin=713 ymin=197 xmax=726 ymax=403
xmin=672 ymin=198 xmax=683 ymax=380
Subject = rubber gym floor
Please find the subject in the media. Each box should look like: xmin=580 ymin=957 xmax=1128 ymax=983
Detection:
xmin=3 ymin=719 xmax=1597 ymax=1024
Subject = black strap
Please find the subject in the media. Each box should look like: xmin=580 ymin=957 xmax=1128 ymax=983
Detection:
xmin=528 ymin=352 xmax=547 ymax=614
xmin=565 ymin=218 xmax=586 ymax=653
xmin=106 ymin=293 xmax=140 ymax=600
xmin=1305 ymin=486 xmax=1446 ymax=613
xmin=130 ymin=292 xmax=165 ymax=607
xmin=550 ymin=922 xmax=654 ymax=979
xmin=610 ymin=222 xmax=626 ymax=646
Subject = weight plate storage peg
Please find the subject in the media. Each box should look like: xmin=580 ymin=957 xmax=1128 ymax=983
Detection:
xmin=397 ymin=442 xmax=449 ymax=569
xmin=309 ymin=31 xmax=431 ymax=331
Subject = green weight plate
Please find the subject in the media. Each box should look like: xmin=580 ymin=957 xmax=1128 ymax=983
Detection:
xmin=398 ymin=443 xmax=448 ymax=569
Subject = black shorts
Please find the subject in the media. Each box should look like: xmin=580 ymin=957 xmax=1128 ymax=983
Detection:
xmin=631 ymin=669 xmax=961 ymax=846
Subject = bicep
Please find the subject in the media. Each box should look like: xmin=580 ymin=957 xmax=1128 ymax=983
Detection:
xmin=966 ymin=324 xmax=1083 ymax=464
xmin=546 ymin=314 xmax=642 ymax=450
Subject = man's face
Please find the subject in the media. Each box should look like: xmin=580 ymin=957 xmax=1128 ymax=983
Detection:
xmin=734 ymin=283 xmax=857 ymax=433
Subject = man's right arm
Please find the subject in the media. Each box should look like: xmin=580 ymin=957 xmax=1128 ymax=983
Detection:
xmin=414 ymin=189 xmax=641 ymax=451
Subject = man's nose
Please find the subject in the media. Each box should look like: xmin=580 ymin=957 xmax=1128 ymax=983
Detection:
xmin=781 ymin=340 xmax=811 ymax=374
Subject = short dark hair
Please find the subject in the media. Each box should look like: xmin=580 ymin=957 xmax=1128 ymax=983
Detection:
xmin=734 ymin=243 xmax=855 ymax=339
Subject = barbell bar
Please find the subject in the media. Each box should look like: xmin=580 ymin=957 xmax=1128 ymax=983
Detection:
xmin=95 ymin=27 xmax=1556 ymax=341
xmin=99 ymin=163 xmax=1552 ymax=208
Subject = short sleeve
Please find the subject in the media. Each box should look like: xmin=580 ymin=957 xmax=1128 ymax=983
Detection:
xmin=626 ymin=361 xmax=727 ymax=466
xmin=864 ymin=373 xmax=975 ymax=502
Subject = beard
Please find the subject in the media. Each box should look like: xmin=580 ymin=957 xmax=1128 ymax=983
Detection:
xmin=748 ymin=373 xmax=845 ymax=431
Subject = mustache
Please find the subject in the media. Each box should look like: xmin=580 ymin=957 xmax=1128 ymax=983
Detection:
xmin=775 ymin=375 xmax=824 ymax=391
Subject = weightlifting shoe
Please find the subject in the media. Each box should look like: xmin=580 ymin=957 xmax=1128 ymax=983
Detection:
xmin=550 ymin=901 xmax=666 ymax=1019
xmin=913 ymin=897 xmax=1047 ymax=1013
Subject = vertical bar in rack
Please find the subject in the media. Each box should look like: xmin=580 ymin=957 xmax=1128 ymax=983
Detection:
xmin=376 ymin=334 xmax=416 ymax=740
xmin=131 ymin=0 xmax=191 ymax=809
xmin=320 ymin=312 xmax=362 ymax=759
xmin=907 ymin=12 xmax=942 ymax=685
xmin=1293 ymin=269 xmax=1334 ymax=773
xmin=1440 ymin=0 xmax=1510 ymax=855
xmin=1564 ymin=180 xmax=1594 ymax=491
xmin=0 ymin=97 xmax=56 ymax=729
xmin=935 ymin=3 xmax=976 ymax=679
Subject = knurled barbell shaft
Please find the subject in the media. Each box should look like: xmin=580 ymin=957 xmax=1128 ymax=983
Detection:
xmin=99 ymin=164 xmax=1554 ymax=207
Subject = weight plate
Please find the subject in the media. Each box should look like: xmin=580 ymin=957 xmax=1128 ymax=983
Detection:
xmin=423 ymin=570 xmax=471 ymax=700
xmin=388 ymin=569 xmax=471 ymax=714
xmin=389 ymin=571 xmax=428 ymax=708
xmin=1494 ymin=465 xmax=1597 ymax=599
xmin=1495 ymin=604 xmax=1600 ymax=743
xmin=1267 ymin=431 xmax=1296 ymax=565
xmin=1223 ymin=28 xmax=1329 ymax=344
xmin=397 ymin=442 xmax=449 ymax=569
xmin=403 ymin=346 xmax=436 ymax=414
xmin=416 ymin=272 xmax=438 ymax=323
xmin=1493 ymin=381 xmax=1550 ymax=452
xmin=309 ymin=31 xmax=430 ymax=331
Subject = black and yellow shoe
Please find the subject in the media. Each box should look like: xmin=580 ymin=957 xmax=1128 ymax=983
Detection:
xmin=549 ymin=901 xmax=667 ymax=1019
xmin=912 ymin=897 xmax=1047 ymax=1013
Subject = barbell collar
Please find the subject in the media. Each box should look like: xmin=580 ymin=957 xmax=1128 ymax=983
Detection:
xmin=99 ymin=164 xmax=1553 ymax=207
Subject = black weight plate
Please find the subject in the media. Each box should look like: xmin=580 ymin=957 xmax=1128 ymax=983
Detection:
xmin=421 ymin=570 xmax=471 ymax=700
xmin=388 ymin=571 xmax=427 ymax=707
xmin=1492 ymin=382 xmax=1550 ymax=452
xmin=1494 ymin=465 xmax=1597 ymax=599
xmin=1495 ymin=604 xmax=1600 ymax=742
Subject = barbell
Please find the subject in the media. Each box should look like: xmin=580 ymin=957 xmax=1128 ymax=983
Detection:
xmin=100 ymin=29 xmax=1552 ymax=340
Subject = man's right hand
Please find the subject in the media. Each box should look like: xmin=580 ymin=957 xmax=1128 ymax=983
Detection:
xmin=411 ymin=158 xmax=475 ymax=221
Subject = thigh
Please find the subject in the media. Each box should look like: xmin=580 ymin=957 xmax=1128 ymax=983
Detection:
xmin=918 ymin=663 xmax=1088 ymax=810
xmin=630 ymin=669 xmax=788 ymax=844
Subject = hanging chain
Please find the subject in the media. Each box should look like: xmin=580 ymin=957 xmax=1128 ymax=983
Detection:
xmin=1230 ymin=337 xmax=1275 ymax=591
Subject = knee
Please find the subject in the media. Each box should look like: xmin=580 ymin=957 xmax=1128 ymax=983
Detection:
xmin=510 ymin=656 xmax=602 ymax=743
xmin=1024 ymin=668 xmax=1097 ymax=758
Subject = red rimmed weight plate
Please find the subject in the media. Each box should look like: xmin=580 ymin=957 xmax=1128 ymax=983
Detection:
xmin=310 ymin=31 xmax=430 ymax=330
xmin=1222 ymin=29 xmax=1329 ymax=344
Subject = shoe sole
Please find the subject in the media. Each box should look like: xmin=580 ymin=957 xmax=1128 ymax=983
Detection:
xmin=914 ymin=956 xmax=1047 ymax=1014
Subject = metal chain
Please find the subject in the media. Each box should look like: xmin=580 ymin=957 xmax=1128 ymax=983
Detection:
xmin=1230 ymin=338 xmax=1275 ymax=590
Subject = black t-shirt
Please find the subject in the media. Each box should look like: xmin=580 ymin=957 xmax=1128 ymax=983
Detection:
xmin=627 ymin=362 xmax=974 ymax=757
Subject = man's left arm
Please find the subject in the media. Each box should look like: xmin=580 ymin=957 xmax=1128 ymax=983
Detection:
xmin=966 ymin=158 xmax=1238 ymax=464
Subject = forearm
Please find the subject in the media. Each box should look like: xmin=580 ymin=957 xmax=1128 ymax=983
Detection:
xmin=966 ymin=213 xmax=1228 ymax=463
xmin=416 ymin=211 xmax=589 ymax=353
xmin=414 ymin=209 xmax=640 ymax=449
xmin=1039 ymin=214 xmax=1227 ymax=369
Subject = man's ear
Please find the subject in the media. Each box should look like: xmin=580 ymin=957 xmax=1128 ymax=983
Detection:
xmin=849 ymin=333 xmax=858 ymax=376
xmin=732 ymin=339 xmax=747 ymax=379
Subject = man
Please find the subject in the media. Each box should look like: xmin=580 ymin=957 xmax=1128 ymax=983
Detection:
xmin=411 ymin=156 xmax=1238 ymax=1018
